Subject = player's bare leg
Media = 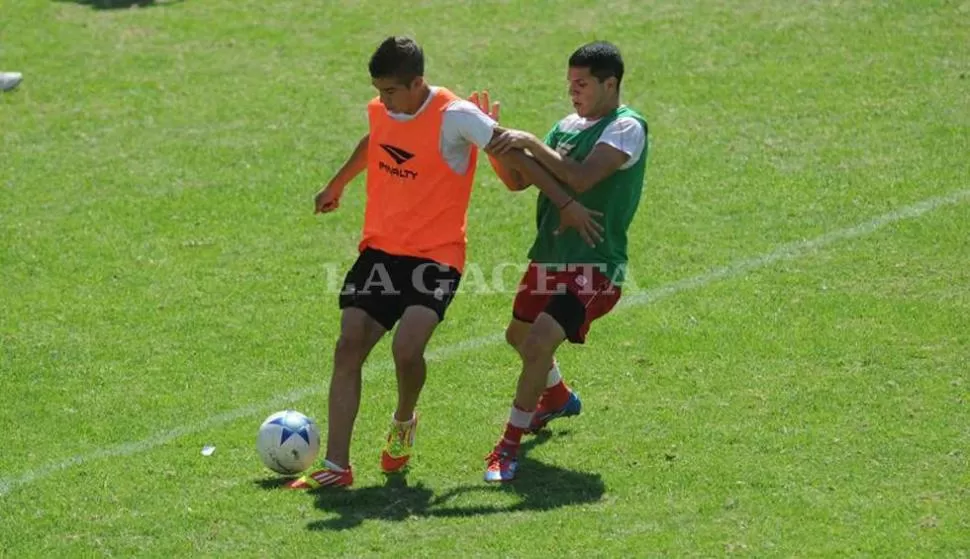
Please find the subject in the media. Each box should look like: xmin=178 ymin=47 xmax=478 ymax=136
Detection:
xmin=514 ymin=313 xmax=567 ymax=415
xmin=504 ymin=318 xmax=531 ymax=354
xmin=287 ymin=308 xmax=385 ymax=489
xmin=327 ymin=308 xmax=387 ymax=465
xmin=381 ymin=305 xmax=440 ymax=473
xmin=505 ymin=317 xmax=579 ymax=433
xmin=486 ymin=313 xmax=567 ymax=482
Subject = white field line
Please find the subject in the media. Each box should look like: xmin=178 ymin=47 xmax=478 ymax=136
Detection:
xmin=622 ymin=189 xmax=970 ymax=307
xmin=1 ymin=189 xmax=967 ymax=497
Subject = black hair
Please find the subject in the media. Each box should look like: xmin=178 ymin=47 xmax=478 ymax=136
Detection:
xmin=568 ymin=41 xmax=624 ymax=89
xmin=369 ymin=36 xmax=424 ymax=85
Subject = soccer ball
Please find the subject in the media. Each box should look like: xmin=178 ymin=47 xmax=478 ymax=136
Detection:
xmin=256 ymin=410 xmax=321 ymax=475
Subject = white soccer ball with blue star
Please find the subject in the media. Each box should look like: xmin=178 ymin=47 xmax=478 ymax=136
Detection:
xmin=256 ymin=410 xmax=321 ymax=475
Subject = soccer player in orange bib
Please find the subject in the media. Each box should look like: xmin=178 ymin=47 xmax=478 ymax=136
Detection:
xmin=289 ymin=37 xmax=603 ymax=489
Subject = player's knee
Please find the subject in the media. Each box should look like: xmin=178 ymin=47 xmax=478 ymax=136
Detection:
xmin=334 ymin=331 xmax=369 ymax=367
xmin=505 ymin=324 xmax=524 ymax=352
xmin=391 ymin=338 xmax=425 ymax=371
xmin=519 ymin=330 xmax=556 ymax=365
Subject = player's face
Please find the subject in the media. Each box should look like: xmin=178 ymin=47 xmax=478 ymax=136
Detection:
xmin=567 ymin=66 xmax=615 ymax=119
xmin=372 ymin=76 xmax=421 ymax=114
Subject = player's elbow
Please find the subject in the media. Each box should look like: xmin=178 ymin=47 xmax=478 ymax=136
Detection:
xmin=490 ymin=151 xmax=530 ymax=191
xmin=500 ymin=168 xmax=531 ymax=191
xmin=550 ymin=159 xmax=593 ymax=192
xmin=567 ymin=171 xmax=597 ymax=193
xmin=504 ymin=178 xmax=530 ymax=192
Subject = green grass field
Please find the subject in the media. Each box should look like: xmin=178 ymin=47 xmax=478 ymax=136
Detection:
xmin=2 ymin=0 xmax=969 ymax=556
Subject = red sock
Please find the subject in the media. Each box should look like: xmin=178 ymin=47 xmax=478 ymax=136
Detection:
xmin=499 ymin=404 xmax=534 ymax=452
xmin=542 ymin=380 xmax=571 ymax=410
xmin=500 ymin=423 xmax=526 ymax=451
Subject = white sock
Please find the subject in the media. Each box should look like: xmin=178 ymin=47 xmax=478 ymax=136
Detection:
xmin=508 ymin=405 xmax=535 ymax=429
xmin=392 ymin=412 xmax=416 ymax=427
xmin=323 ymin=458 xmax=346 ymax=472
xmin=546 ymin=360 xmax=563 ymax=388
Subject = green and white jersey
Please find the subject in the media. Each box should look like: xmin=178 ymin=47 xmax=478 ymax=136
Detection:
xmin=528 ymin=105 xmax=648 ymax=285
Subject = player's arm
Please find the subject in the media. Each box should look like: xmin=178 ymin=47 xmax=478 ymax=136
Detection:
xmin=528 ymin=140 xmax=628 ymax=193
xmin=464 ymin=91 xmax=529 ymax=191
xmin=488 ymin=124 xmax=635 ymax=193
xmin=314 ymin=133 xmax=369 ymax=214
xmin=487 ymin=136 xmax=603 ymax=246
xmin=487 ymin=128 xmax=576 ymax=207
xmin=486 ymin=151 xmax=529 ymax=191
xmin=453 ymin=97 xmax=601 ymax=242
xmin=330 ymin=133 xmax=369 ymax=190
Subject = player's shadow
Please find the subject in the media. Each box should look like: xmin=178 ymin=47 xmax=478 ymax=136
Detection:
xmin=300 ymin=432 xmax=605 ymax=531
xmin=53 ymin=0 xmax=182 ymax=10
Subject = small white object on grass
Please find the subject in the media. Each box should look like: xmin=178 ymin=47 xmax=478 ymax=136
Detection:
xmin=201 ymin=445 xmax=216 ymax=457
xmin=0 ymin=72 xmax=22 ymax=92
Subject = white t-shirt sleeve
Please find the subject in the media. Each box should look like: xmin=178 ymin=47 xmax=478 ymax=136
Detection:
xmin=597 ymin=116 xmax=646 ymax=170
xmin=438 ymin=100 xmax=498 ymax=174
xmin=442 ymin=100 xmax=497 ymax=149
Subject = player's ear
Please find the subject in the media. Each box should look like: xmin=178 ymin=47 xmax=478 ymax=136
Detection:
xmin=409 ymin=76 xmax=425 ymax=90
xmin=605 ymin=76 xmax=618 ymax=94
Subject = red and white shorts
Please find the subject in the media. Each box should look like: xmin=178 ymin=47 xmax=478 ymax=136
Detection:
xmin=512 ymin=262 xmax=622 ymax=344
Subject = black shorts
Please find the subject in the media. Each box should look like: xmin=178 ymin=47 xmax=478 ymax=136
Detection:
xmin=338 ymin=247 xmax=462 ymax=330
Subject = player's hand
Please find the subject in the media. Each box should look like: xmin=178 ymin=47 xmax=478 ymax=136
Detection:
xmin=314 ymin=184 xmax=342 ymax=214
xmin=556 ymin=200 xmax=605 ymax=247
xmin=487 ymin=129 xmax=537 ymax=155
xmin=468 ymin=90 xmax=501 ymax=122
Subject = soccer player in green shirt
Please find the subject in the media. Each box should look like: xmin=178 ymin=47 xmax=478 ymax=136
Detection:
xmin=479 ymin=41 xmax=649 ymax=482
